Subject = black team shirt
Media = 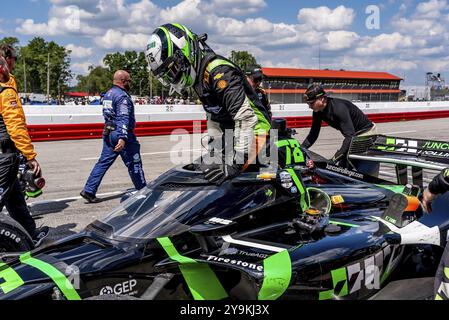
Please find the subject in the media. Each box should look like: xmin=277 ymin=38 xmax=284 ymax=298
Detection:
xmin=302 ymin=97 xmax=373 ymax=161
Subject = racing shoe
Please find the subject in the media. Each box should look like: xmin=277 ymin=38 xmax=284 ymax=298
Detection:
xmin=80 ymin=191 xmax=102 ymax=203
xmin=33 ymin=226 xmax=49 ymax=247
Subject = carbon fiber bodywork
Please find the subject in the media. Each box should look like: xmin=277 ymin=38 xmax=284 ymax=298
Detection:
xmin=1 ymin=139 xmax=449 ymax=300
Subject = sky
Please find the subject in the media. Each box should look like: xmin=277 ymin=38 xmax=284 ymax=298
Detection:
xmin=1 ymin=0 xmax=448 ymax=86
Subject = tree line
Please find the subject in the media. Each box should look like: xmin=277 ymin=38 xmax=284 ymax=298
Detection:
xmin=0 ymin=36 xmax=259 ymax=97
xmin=1 ymin=37 xmax=71 ymax=96
xmin=76 ymin=49 xmax=260 ymax=97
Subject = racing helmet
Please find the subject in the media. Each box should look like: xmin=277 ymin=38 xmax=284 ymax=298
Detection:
xmin=145 ymin=23 xmax=200 ymax=95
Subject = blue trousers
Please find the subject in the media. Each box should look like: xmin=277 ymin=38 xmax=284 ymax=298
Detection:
xmin=83 ymin=132 xmax=146 ymax=196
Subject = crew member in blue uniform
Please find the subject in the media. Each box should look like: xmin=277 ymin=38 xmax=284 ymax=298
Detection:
xmin=80 ymin=70 xmax=147 ymax=203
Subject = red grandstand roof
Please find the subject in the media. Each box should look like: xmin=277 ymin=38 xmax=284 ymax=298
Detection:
xmin=261 ymin=68 xmax=402 ymax=81
xmin=65 ymin=92 xmax=89 ymax=97
xmin=267 ymin=89 xmax=401 ymax=94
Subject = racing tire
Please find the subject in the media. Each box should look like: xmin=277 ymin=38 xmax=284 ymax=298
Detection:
xmin=0 ymin=215 xmax=34 ymax=254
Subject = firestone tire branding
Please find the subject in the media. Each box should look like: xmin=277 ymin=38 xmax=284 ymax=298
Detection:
xmin=0 ymin=229 xmax=22 ymax=244
xmin=206 ymin=255 xmax=264 ymax=272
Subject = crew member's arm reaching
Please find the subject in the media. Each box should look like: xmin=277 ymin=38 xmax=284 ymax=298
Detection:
xmin=422 ymin=168 xmax=449 ymax=212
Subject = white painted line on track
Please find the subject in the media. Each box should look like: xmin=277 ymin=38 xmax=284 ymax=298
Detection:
xmin=80 ymin=149 xmax=203 ymax=161
xmin=384 ymin=130 xmax=417 ymax=135
xmin=28 ymin=190 xmax=128 ymax=206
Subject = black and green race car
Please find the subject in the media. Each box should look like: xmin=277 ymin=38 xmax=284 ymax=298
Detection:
xmin=0 ymin=134 xmax=448 ymax=300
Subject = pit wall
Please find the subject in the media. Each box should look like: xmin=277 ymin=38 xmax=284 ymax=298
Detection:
xmin=25 ymin=101 xmax=449 ymax=141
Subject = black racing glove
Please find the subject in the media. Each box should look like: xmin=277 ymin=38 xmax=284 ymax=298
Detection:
xmin=201 ymin=164 xmax=242 ymax=185
xmin=428 ymin=168 xmax=449 ymax=195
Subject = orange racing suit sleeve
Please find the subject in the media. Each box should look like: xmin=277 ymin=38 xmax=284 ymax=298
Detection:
xmin=0 ymin=87 xmax=37 ymax=161
xmin=6 ymin=74 xmax=17 ymax=91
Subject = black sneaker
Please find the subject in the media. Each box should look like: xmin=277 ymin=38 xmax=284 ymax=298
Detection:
xmin=33 ymin=226 xmax=49 ymax=247
xmin=80 ymin=191 xmax=102 ymax=203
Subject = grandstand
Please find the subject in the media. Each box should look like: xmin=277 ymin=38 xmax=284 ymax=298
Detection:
xmin=262 ymin=68 xmax=402 ymax=103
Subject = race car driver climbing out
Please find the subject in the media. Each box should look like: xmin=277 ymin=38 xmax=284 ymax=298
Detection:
xmin=145 ymin=23 xmax=272 ymax=185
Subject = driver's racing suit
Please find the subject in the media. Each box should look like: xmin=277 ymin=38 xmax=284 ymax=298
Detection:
xmin=194 ymin=54 xmax=271 ymax=184
xmin=431 ymin=168 xmax=449 ymax=300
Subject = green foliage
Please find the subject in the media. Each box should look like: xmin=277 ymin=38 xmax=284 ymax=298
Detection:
xmin=228 ymin=50 xmax=259 ymax=73
xmin=0 ymin=37 xmax=72 ymax=95
xmin=0 ymin=37 xmax=19 ymax=48
xmin=102 ymin=51 xmax=163 ymax=96
xmin=75 ymin=66 xmax=112 ymax=94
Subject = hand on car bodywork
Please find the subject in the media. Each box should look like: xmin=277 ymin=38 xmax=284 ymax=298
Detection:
xmin=201 ymin=163 xmax=242 ymax=185
xmin=114 ymin=139 xmax=126 ymax=152
xmin=422 ymin=188 xmax=436 ymax=213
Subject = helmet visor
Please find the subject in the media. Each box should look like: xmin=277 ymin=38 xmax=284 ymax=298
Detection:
xmin=152 ymin=51 xmax=187 ymax=86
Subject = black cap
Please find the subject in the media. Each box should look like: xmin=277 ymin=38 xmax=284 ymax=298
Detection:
xmin=304 ymin=83 xmax=326 ymax=102
xmin=246 ymin=66 xmax=264 ymax=81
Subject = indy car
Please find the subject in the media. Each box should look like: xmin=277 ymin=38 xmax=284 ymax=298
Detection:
xmin=0 ymin=134 xmax=449 ymax=300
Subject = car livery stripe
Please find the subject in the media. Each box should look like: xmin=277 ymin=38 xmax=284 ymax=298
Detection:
xmin=286 ymin=169 xmax=309 ymax=212
xmin=222 ymin=235 xmax=287 ymax=253
xmin=319 ymin=267 xmax=349 ymax=300
xmin=220 ymin=236 xmax=292 ymax=300
xmin=258 ymin=250 xmax=292 ymax=300
xmin=19 ymin=252 xmax=81 ymax=300
xmin=0 ymin=263 xmax=24 ymax=294
xmin=375 ymin=184 xmax=405 ymax=194
xmin=156 ymin=237 xmax=228 ymax=300
xmin=329 ymin=220 xmax=359 ymax=228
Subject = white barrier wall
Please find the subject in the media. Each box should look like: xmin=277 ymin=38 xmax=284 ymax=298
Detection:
xmin=23 ymin=101 xmax=449 ymax=125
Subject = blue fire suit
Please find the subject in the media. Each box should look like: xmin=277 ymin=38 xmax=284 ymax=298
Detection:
xmin=83 ymin=85 xmax=146 ymax=196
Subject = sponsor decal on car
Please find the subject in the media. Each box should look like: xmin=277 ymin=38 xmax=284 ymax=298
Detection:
xmin=207 ymin=217 xmax=233 ymax=225
xmin=319 ymin=245 xmax=403 ymax=300
xmin=424 ymin=151 xmax=449 ymax=158
xmin=206 ymin=255 xmax=264 ymax=272
xmin=331 ymin=195 xmax=345 ymax=205
xmin=378 ymin=137 xmax=418 ymax=153
xmin=99 ymin=279 xmax=138 ymax=296
xmin=326 ymin=164 xmax=364 ymax=179
xmin=423 ymin=141 xmax=449 ymax=150
xmin=238 ymin=251 xmax=269 ymax=259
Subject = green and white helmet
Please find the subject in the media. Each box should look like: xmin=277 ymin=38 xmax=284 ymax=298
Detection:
xmin=145 ymin=23 xmax=200 ymax=95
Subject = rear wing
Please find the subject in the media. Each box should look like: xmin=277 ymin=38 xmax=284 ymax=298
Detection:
xmin=348 ymin=135 xmax=449 ymax=188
